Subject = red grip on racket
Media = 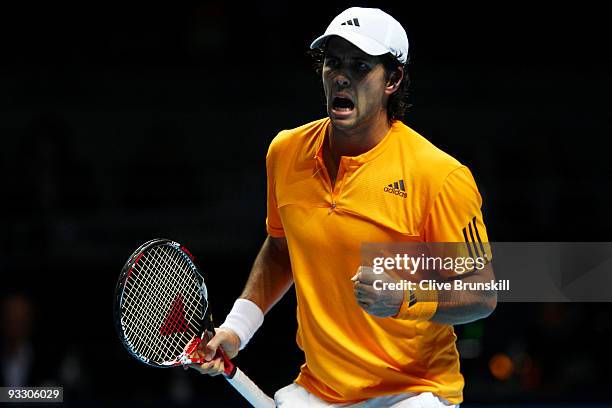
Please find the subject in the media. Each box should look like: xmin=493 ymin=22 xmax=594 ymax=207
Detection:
xmin=183 ymin=337 xmax=236 ymax=378
xmin=216 ymin=347 xmax=237 ymax=378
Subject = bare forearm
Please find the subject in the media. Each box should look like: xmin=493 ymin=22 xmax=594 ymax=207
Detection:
xmin=429 ymin=264 xmax=497 ymax=325
xmin=240 ymin=236 xmax=293 ymax=314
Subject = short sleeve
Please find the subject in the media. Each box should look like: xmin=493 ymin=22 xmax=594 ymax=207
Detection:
xmin=423 ymin=166 xmax=491 ymax=274
xmin=265 ymin=142 xmax=285 ymax=237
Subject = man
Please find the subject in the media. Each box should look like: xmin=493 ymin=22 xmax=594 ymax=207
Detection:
xmin=188 ymin=7 xmax=496 ymax=407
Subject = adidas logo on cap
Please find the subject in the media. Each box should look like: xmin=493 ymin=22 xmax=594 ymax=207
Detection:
xmin=340 ymin=18 xmax=360 ymax=26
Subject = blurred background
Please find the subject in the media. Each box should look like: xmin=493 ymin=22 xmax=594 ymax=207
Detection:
xmin=1 ymin=1 xmax=610 ymax=406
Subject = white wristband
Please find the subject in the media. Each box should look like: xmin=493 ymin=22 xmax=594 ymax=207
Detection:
xmin=219 ymin=299 xmax=264 ymax=350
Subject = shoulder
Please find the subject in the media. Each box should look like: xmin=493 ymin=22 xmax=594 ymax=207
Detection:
xmin=393 ymin=121 xmax=465 ymax=185
xmin=395 ymin=121 xmax=463 ymax=172
xmin=267 ymin=118 xmax=329 ymax=159
xmin=391 ymin=122 xmax=483 ymax=233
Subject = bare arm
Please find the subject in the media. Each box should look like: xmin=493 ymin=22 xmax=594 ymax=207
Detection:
xmin=354 ymin=263 xmax=497 ymax=326
xmin=240 ymin=235 xmax=294 ymax=314
xmin=186 ymin=235 xmax=292 ymax=375
xmin=429 ymin=263 xmax=497 ymax=325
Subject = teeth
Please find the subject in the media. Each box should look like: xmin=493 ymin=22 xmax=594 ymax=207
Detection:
xmin=333 ymin=100 xmax=353 ymax=111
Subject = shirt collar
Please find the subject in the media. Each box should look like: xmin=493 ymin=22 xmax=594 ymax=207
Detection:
xmin=314 ymin=118 xmax=398 ymax=167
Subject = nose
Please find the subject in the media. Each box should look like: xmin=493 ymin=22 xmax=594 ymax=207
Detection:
xmin=335 ymin=74 xmax=350 ymax=89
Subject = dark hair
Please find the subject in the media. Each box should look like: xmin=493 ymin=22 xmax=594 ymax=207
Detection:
xmin=307 ymin=45 xmax=411 ymax=124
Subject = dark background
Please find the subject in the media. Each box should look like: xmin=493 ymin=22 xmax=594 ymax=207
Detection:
xmin=1 ymin=1 xmax=611 ymax=406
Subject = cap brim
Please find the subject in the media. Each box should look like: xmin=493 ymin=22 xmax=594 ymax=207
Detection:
xmin=310 ymin=30 xmax=390 ymax=57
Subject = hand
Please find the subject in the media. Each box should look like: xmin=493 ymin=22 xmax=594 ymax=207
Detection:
xmin=183 ymin=327 xmax=240 ymax=376
xmin=352 ymin=265 xmax=404 ymax=318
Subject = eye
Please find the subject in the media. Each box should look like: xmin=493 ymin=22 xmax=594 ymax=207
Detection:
xmin=356 ymin=62 xmax=370 ymax=72
xmin=325 ymin=57 xmax=339 ymax=68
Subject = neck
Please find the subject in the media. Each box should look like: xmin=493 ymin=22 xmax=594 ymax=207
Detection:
xmin=327 ymin=112 xmax=391 ymax=163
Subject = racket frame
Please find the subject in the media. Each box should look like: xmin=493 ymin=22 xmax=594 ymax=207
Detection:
xmin=113 ymin=238 xmax=210 ymax=369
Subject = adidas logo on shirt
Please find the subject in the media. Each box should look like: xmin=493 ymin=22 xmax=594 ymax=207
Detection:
xmin=384 ymin=180 xmax=407 ymax=198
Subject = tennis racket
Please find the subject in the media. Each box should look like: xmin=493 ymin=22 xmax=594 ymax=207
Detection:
xmin=113 ymin=238 xmax=275 ymax=408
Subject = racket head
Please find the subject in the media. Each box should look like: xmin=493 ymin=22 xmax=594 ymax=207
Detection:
xmin=114 ymin=238 xmax=211 ymax=368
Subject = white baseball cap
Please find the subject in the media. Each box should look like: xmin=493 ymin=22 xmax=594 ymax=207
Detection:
xmin=310 ymin=7 xmax=409 ymax=64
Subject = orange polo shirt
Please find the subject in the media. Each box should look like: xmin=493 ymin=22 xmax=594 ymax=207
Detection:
xmin=266 ymin=118 xmax=489 ymax=404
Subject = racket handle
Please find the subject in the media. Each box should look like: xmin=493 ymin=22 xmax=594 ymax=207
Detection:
xmin=225 ymin=367 xmax=275 ymax=408
xmin=184 ymin=344 xmax=274 ymax=407
xmin=215 ymin=347 xmax=237 ymax=377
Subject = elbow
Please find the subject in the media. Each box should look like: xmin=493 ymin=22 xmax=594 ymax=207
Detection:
xmin=480 ymin=290 xmax=497 ymax=319
xmin=466 ymin=291 xmax=497 ymax=323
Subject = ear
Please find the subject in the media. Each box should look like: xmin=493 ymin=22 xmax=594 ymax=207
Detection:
xmin=385 ymin=66 xmax=404 ymax=96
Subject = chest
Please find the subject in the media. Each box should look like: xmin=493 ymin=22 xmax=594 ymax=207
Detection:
xmin=275 ymin=156 xmax=426 ymax=238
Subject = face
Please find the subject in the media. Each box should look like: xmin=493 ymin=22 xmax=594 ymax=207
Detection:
xmin=322 ymin=37 xmax=398 ymax=131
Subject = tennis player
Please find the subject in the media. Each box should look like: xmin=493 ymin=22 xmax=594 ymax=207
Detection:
xmin=188 ymin=7 xmax=496 ymax=407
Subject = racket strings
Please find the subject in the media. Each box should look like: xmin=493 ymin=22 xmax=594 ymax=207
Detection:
xmin=159 ymin=247 xmax=207 ymax=325
xmin=129 ymin=254 xmax=180 ymax=360
xmin=121 ymin=244 xmax=206 ymax=364
xmin=124 ymin=246 xmax=201 ymax=362
xmin=123 ymin=250 xmax=173 ymax=361
xmin=151 ymin=247 xmax=204 ymax=354
xmin=124 ymin=248 xmax=179 ymax=358
xmin=147 ymin=246 xmax=202 ymax=355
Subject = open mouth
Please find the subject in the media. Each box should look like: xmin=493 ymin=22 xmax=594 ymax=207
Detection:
xmin=332 ymin=96 xmax=355 ymax=113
